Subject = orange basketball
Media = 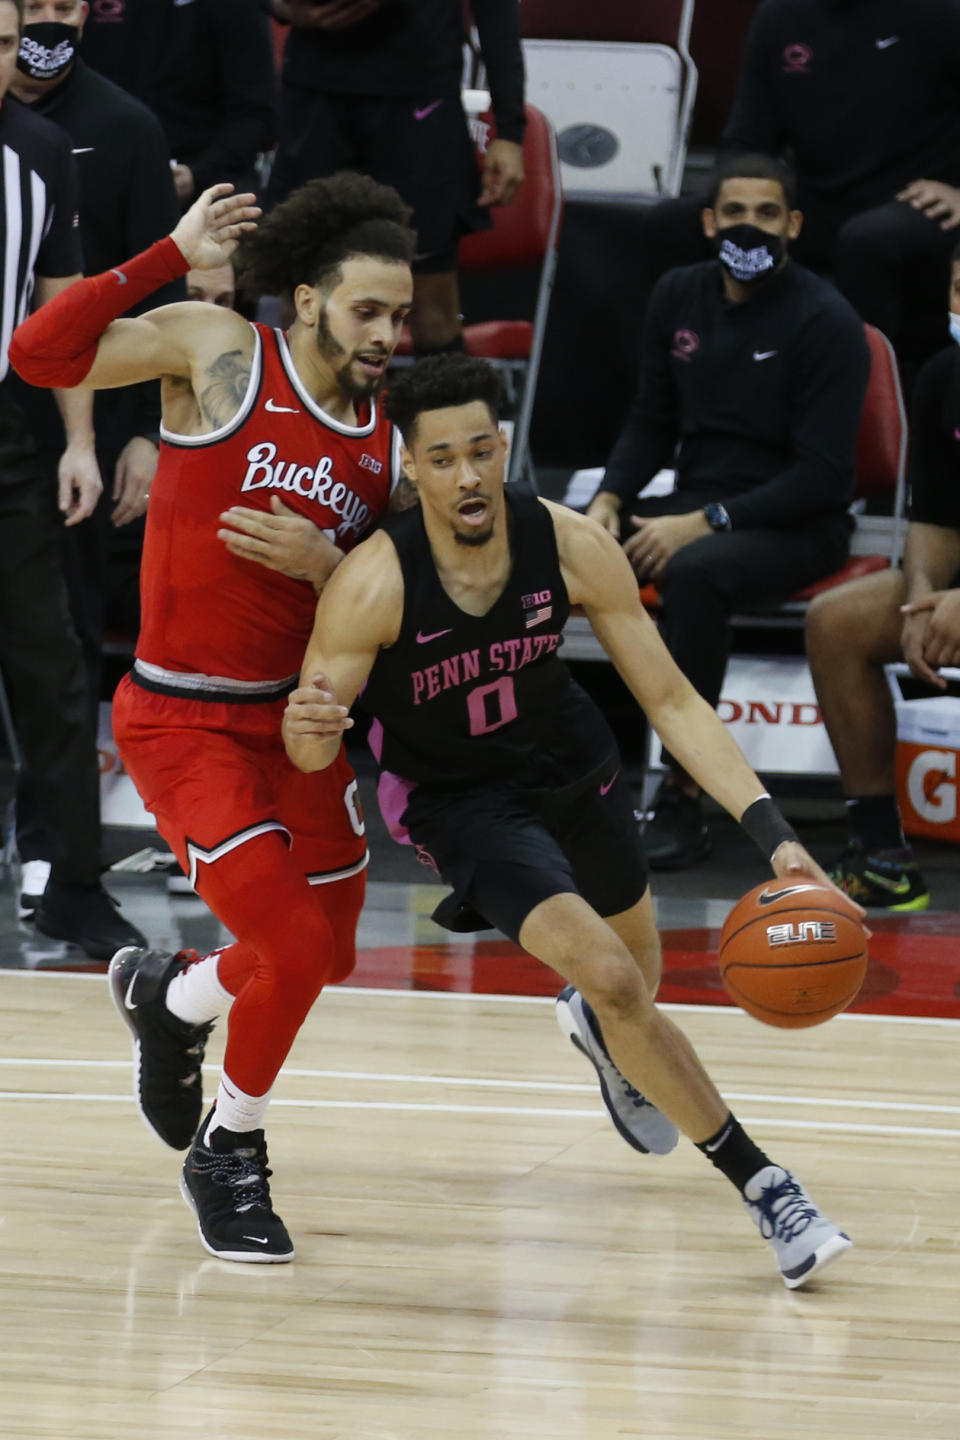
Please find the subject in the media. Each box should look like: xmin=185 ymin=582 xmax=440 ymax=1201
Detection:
xmin=718 ymin=879 xmax=869 ymax=1029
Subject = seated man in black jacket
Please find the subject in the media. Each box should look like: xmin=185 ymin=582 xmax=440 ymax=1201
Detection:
xmin=588 ymin=155 xmax=870 ymax=869
xmin=644 ymin=0 xmax=960 ymax=380
xmin=805 ymin=245 xmax=960 ymax=911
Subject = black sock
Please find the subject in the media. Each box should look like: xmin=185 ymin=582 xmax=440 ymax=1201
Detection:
xmin=696 ymin=1114 xmax=772 ymax=1194
xmin=845 ymin=794 xmax=906 ymax=852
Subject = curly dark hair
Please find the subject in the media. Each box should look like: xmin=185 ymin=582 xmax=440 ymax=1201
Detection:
xmin=235 ymin=172 xmax=416 ymax=297
xmin=384 ymin=354 xmax=507 ymax=442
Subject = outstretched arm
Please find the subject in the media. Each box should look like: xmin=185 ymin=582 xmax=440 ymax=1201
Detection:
xmin=10 ymin=185 xmax=260 ymax=391
xmin=283 ymin=531 xmax=404 ymax=772
xmin=550 ymin=502 xmax=845 ymax=887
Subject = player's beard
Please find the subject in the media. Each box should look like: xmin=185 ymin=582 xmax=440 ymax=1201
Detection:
xmin=316 ymin=307 xmax=384 ymax=401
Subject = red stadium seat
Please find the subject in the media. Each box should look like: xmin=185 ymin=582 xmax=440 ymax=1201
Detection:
xmin=394 ymin=102 xmax=562 ymax=487
xmin=731 ymin=324 xmax=907 ymax=622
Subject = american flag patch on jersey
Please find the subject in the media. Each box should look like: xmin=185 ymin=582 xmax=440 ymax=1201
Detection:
xmin=524 ymin=604 xmax=553 ymax=628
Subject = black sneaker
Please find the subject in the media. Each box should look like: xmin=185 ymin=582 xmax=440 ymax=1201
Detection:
xmin=642 ymin=783 xmax=711 ymax=870
xmin=35 ymin=881 xmax=148 ymax=960
xmin=108 ymin=946 xmax=212 ymax=1149
xmin=828 ymin=844 xmax=929 ymax=912
xmin=180 ymin=1110 xmax=295 ymax=1263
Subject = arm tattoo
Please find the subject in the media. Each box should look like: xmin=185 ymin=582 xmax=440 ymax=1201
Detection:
xmin=389 ymin=472 xmax=420 ymax=512
xmin=199 ymin=349 xmax=251 ymax=429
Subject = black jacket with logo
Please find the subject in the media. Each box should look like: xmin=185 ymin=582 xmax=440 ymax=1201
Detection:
xmin=722 ymin=0 xmax=960 ymax=213
xmin=602 ymin=259 xmax=870 ymax=530
xmin=8 ymin=61 xmax=180 ymax=456
xmin=81 ymin=0 xmax=276 ymax=194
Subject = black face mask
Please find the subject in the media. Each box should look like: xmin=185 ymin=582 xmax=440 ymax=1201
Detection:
xmin=714 ymin=224 xmax=784 ymax=285
xmin=17 ymin=23 xmax=79 ymax=83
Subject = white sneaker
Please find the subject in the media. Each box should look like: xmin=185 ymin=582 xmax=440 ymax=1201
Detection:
xmin=18 ymin=859 xmax=51 ymax=920
xmin=555 ymin=985 xmax=679 ymax=1155
xmin=743 ymin=1165 xmax=852 ymax=1288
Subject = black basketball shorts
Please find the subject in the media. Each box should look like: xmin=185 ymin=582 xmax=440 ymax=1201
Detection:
xmin=403 ymin=760 xmax=648 ymax=943
xmin=271 ymin=89 xmax=491 ymax=273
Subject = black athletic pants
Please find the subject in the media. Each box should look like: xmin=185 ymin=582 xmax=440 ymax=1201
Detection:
xmin=0 ymin=388 xmax=103 ymax=884
xmin=629 ymin=492 xmax=850 ymax=772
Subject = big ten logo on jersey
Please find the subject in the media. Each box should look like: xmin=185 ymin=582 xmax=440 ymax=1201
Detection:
xmin=767 ymin=921 xmax=837 ymax=947
xmin=241 ymin=441 xmax=370 ymax=541
xmin=896 ymin=744 xmax=960 ymax=841
xmin=521 ymin=589 xmax=553 ymax=628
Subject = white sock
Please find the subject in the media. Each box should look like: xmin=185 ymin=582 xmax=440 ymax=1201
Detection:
xmin=165 ymin=948 xmax=232 ymax=1025
xmin=205 ymin=1074 xmax=272 ymax=1142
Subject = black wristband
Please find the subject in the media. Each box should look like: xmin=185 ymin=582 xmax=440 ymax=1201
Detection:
xmin=740 ymin=795 xmax=797 ymax=861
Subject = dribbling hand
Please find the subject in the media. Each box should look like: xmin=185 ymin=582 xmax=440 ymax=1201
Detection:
xmin=770 ymin=841 xmax=868 ymax=924
xmin=170 ymin=184 xmax=261 ymax=271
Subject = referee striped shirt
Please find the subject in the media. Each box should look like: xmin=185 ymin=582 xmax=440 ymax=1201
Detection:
xmin=0 ymin=95 xmax=80 ymax=383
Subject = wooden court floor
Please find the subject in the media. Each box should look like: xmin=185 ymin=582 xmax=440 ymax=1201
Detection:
xmin=1 ymin=969 xmax=958 ymax=1440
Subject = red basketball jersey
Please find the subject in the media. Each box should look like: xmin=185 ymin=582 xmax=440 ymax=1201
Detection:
xmin=136 ymin=323 xmax=399 ymax=685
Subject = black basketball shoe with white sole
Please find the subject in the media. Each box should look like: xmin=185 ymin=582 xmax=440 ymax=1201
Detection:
xmin=108 ymin=946 xmax=212 ymax=1150
xmin=180 ymin=1110 xmax=294 ymax=1263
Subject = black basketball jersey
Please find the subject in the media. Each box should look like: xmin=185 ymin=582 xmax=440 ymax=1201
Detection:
xmin=363 ymin=486 xmax=611 ymax=789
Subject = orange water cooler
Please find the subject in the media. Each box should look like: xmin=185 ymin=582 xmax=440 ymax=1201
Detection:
xmin=894 ymin=697 xmax=960 ymax=842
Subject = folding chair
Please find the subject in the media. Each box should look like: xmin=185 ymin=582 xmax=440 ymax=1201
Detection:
xmin=516 ymin=0 xmax=698 ymax=198
xmin=394 ymin=101 xmax=563 ymax=488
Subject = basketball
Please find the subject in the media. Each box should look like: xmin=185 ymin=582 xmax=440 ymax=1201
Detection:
xmin=718 ymin=879 xmax=869 ymax=1029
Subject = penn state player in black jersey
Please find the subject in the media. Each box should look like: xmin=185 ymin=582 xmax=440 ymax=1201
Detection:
xmin=284 ymin=355 xmax=861 ymax=1290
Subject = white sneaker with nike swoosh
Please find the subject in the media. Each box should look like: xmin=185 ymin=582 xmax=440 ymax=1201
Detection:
xmin=555 ymin=986 xmax=679 ymax=1154
xmin=180 ymin=1107 xmax=294 ymax=1262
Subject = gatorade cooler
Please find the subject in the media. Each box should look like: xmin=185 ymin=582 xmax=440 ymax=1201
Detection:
xmin=894 ymin=696 xmax=960 ymax=842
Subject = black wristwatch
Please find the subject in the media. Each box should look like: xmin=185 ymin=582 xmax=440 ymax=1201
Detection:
xmin=704 ymin=502 xmax=732 ymax=532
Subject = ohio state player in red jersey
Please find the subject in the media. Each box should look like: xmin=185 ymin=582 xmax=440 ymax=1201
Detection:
xmin=11 ymin=174 xmax=416 ymax=1263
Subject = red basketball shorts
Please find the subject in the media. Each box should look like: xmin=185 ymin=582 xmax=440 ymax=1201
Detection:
xmin=111 ymin=674 xmax=367 ymax=889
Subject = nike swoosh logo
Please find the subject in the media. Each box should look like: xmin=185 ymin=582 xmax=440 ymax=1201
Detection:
xmin=863 ymin=868 xmax=911 ymax=895
xmin=704 ymin=1122 xmax=733 ymax=1154
xmin=111 ymin=270 xmax=128 ymax=286
xmin=875 ymin=36 xmax=899 ymax=48
xmin=265 ymin=398 xmax=300 ymax=414
xmin=757 ymin=884 xmax=812 ymax=906
xmin=243 ymin=1235 xmax=270 ymax=1244
xmin=416 ymin=628 xmax=453 ymax=643
xmin=413 ymin=100 xmax=443 ymax=121
xmin=753 ymin=350 xmax=777 ymax=361
xmin=124 ymin=975 xmax=138 ymax=1010
xmin=71 ymin=147 xmax=94 ymax=155
xmin=599 ymin=770 xmax=620 ymax=796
